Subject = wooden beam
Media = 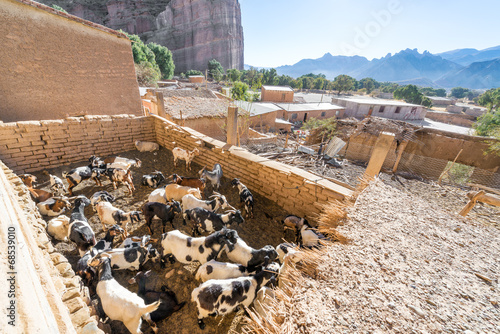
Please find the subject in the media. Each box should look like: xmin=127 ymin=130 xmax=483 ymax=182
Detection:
xmin=459 ymin=190 xmax=485 ymax=216
xmin=467 ymin=183 xmax=500 ymax=196
xmin=438 ymin=149 xmax=463 ymax=185
xmin=392 ymin=140 xmax=408 ymax=173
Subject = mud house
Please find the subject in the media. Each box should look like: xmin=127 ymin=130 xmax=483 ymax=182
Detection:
xmin=235 ymin=101 xmax=292 ymax=133
xmin=0 ymin=0 xmax=142 ymax=123
xmin=276 ymin=102 xmax=345 ymax=124
xmin=332 ymin=97 xmax=427 ymax=121
xmin=426 ymin=96 xmax=457 ymax=106
xmin=261 ymin=85 xmax=294 ymax=103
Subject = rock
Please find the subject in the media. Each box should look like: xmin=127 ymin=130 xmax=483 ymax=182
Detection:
xmin=78 ymin=319 xmax=104 ymax=334
xmin=66 ymin=297 xmax=87 ymax=314
xmin=51 ymin=252 xmax=69 ymax=266
xmin=62 ymin=288 xmax=81 ymax=302
xmin=70 ymin=306 xmax=91 ymax=327
xmin=407 ymin=304 xmax=426 ymax=317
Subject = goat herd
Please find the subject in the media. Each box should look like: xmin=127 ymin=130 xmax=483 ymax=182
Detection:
xmin=19 ymin=143 xmax=329 ymax=333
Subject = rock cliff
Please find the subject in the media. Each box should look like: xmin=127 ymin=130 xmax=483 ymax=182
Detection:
xmin=40 ymin=0 xmax=244 ymax=73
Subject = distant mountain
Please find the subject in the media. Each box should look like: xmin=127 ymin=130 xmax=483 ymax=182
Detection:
xmin=392 ymin=77 xmax=444 ymax=89
xmin=437 ymin=45 xmax=500 ymax=66
xmin=355 ymin=49 xmax=463 ymax=82
xmin=436 ymin=58 xmax=500 ymax=89
xmin=276 ymin=53 xmax=370 ymax=79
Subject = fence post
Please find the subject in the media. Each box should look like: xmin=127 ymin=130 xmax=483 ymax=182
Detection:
xmin=363 ymin=132 xmax=395 ymax=180
xmin=155 ymin=91 xmax=166 ymax=118
xmin=392 ymin=140 xmax=408 ymax=173
xmin=227 ymin=106 xmax=238 ymax=146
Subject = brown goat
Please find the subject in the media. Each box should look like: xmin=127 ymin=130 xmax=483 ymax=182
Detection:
xmin=20 ymin=174 xmax=54 ymax=203
xmin=170 ymin=174 xmax=205 ymax=192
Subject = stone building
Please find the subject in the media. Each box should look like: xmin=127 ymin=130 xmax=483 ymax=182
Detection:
xmin=276 ymin=102 xmax=345 ymax=124
xmin=261 ymin=85 xmax=294 ymax=103
xmin=0 ymin=0 xmax=142 ymax=123
xmin=332 ymin=97 xmax=427 ymax=121
xmin=235 ymin=101 xmax=292 ymax=133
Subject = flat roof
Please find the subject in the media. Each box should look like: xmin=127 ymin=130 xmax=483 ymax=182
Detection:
xmin=295 ymin=92 xmax=337 ymax=103
xmin=336 ymin=97 xmax=422 ymax=107
xmin=164 ymin=96 xmax=230 ymax=119
xmin=262 ymin=85 xmax=293 ymax=92
xmin=275 ymin=102 xmax=345 ymax=112
xmin=275 ymin=118 xmax=293 ymax=125
xmin=234 ymin=101 xmax=284 ymax=116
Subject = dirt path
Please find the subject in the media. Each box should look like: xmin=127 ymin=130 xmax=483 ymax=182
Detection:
xmin=32 ymin=147 xmax=291 ymax=334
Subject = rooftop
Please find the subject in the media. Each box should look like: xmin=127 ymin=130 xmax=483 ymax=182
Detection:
xmin=234 ymin=101 xmax=284 ymax=116
xmin=336 ymin=97 xmax=423 ymax=107
xmin=295 ymin=92 xmax=338 ymax=103
xmin=262 ymin=85 xmax=294 ymax=92
xmin=275 ymin=102 xmax=345 ymax=112
xmin=164 ymin=96 xmax=230 ymax=119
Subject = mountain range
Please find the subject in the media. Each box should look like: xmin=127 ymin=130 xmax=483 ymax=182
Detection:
xmin=247 ymin=46 xmax=500 ymax=90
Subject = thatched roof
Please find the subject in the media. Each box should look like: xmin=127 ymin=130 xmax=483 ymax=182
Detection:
xmin=337 ymin=116 xmax=422 ymax=142
xmin=163 ymin=96 xmax=231 ymax=120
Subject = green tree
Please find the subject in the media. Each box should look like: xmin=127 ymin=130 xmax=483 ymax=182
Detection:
xmin=380 ymin=82 xmax=399 ymax=93
xmin=301 ymin=76 xmax=314 ymax=90
xmin=313 ymin=77 xmax=326 ymax=90
xmin=290 ymin=79 xmax=303 ymax=90
xmin=394 ymin=85 xmax=433 ymax=107
xmin=261 ymin=68 xmax=279 ymax=86
xmin=51 ymin=4 xmax=67 ymax=13
xmin=450 ymin=87 xmax=470 ymax=99
xmin=478 ymin=88 xmax=500 ymax=112
xmin=359 ymin=78 xmax=377 ymax=94
xmin=301 ymin=117 xmax=337 ymax=141
xmin=186 ymin=69 xmax=203 ymax=76
xmin=435 ymin=88 xmax=447 ymax=97
xmin=208 ymin=59 xmax=224 ymax=81
xmin=231 ymin=81 xmax=250 ymax=101
xmin=226 ymin=69 xmax=241 ymax=83
xmin=332 ymin=75 xmax=356 ymax=94
xmin=147 ymin=43 xmax=174 ymax=79
xmin=473 ymin=111 xmax=500 ymax=136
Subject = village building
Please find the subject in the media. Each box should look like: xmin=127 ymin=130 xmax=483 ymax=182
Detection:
xmin=332 ymin=97 xmax=427 ymax=121
xmin=261 ymin=85 xmax=294 ymax=103
xmin=0 ymin=0 xmax=142 ymax=122
xmin=426 ymin=96 xmax=457 ymax=106
xmin=188 ymin=75 xmax=205 ymax=83
xmin=447 ymin=103 xmax=488 ymax=117
xmin=234 ymin=101 xmax=292 ymax=133
xmin=275 ymin=102 xmax=345 ymax=124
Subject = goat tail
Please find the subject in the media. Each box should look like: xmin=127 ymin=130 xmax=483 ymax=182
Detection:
xmin=143 ymin=300 xmax=161 ymax=315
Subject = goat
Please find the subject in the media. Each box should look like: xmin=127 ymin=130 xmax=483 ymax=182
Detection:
xmin=20 ymin=174 xmax=55 ymax=203
xmin=104 ymin=156 xmax=142 ymax=170
xmin=63 ymin=166 xmax=102 ymax=195
xmin=90 ymin=190 xmax=115 ymax=211
xmin=231 ymin=178 xmax=254 ymax=218
xmin=135 ymin=140 xmax=159 ymax=152
xmin=142 ymin=171 xmax=166 ymax=188
xmin=147 ymin=188 xmax=168 ymax=204
xmin=47 ymin=215 xmax=71 ymax=241
xmin=170 ymin=173 xmax=205 ymax=192
xmin=89 ymin=257 xmax=160 ymax=333
xmin=191 ymin=264 xmax=277 ymax=329
xmin=183 ymin=208 xmax=244 ymax=236
xmin=160 ymin=229 xmax=239 ymax=266
xmin=164 ymin=183 xmax=202 ymax=202
xmin=118 ymin=235 xmax=157 ymax=249
xmin=41 ymin=171 xmax=68 ymax=195
xmin=172 ymin=147 xmax=199 ymax=171
xmin=223 ymin=237 xmax=278 ymax=268
xmin=95 ymin=201 xmax=141 ymax=236
xmin=195 ymin=259 xmax=254 ymax=282
xmin=37 ymin=197 xmax=71 ymax=216
xmin=181 ymin=192 xmax=234 ymax=213
xmin=199 ymin=164 xmax=223 ymax=190
xmin=89 ymin=155 xmax=106 ymax=169
xmin=281 ymin=215 xmax=329 ymax=247
xmin=276 ymin=243 xmax=303 ymax=264
xmin=19 ymin=174 xmax=37 ymax=188
xmin=142 ymin=201 xmax=182 ymax=235
xmin=128 ymin=271 xmax=186 ymax=323
xmin=69 ymin=196 xmax=96 ymax=256
xmin=103 ymin=167 xmax=135 ymax=194
xmin=91 ymin=244 xmax=160 ymax=271
xmin=76 ymin=225 xmax=124 ymax=285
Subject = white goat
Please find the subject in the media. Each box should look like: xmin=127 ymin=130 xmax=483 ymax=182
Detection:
xmin=181 ymin=192 xmax=233 ymax=212
xmin=47 ymin=215 xmax=71 ymax=241
xmin=135 ymin=140 xmax=159 ymax=152
xmin=172 ymin=147 xmax=199 ymax=171
xmin=95 ymin=201 xmax=141 ymax=235
xmin=195 ymin=259 xmax=254 ymax=282
xmin=164 ymin=184 xmax=201 ymax=202
xmin=147 ymin=188 xmax=167 ymax=204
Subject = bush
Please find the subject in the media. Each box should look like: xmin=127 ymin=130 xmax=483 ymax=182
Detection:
xmin=301 ymin=117 xmax=337 ymax=141
xmin=147 ymin=43 xmax=175 ymax=79
xmin=186 ymin=70 xmax=203 ymax=77
xmin=231 ymin=81 xmax=250 ymax=101
xmin=134 ymin=63 xmax=160 ymax=87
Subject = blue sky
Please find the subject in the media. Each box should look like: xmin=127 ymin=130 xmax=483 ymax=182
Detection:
xmin=240 ymin=0 xmax=500 ymax=67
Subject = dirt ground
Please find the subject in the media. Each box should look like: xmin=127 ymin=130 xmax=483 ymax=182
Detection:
xmin=286 ymin=180 xmax=500 ymax=333
xmin=32 ymin=147 xmax=293 ymax=334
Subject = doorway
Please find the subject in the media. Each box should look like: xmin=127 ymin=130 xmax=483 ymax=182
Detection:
xmin=303 ymin=113 xmax=308 ymax=122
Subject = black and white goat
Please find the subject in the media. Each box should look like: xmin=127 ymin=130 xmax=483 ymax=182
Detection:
xmin=282 ymin=215 xmax=329 ymax=248
xmin=181 ymin=192 xmax=234 ymax=213
xmin=118 ymin=235 xmax=157 ymax=249
xmin=128 ymin=271 xmax=186 ymax=323
xmin=63 ymin=166 xmax=102 ymax=196
xmin=103 ymin=167 xmax=135 ymax=194
xmin=95 ymin=201 xmax=141 ymax=236
xmin=141 ymin=171 xmax=165 ymax=188
xmin=223 ymin=237 xmax=278 ymax=268
xmin=104 ymin=156 xmax=142 ymax=170
xmin=37 ymin=197 xmax=71 ymax=216
xmin=183 ymin=208 xmax=244 ymax=236
xmin=199 ymin=163 xmax=223 ymax=190
xmin=91 ymin=244 xmax=160 ymax=271
xmin=160 ymin=229 xmax=239 ymax=266
xmin=90 ymin=190 xmax=115 ymax=211
xmin=231 ymin=178 xmax=254 ymax=218
xmin=43 ymin=171 xmax=67 ymax=195
xmin=191 ymin=264 xmax=278 ymax=329
xmin=88 ymin=257 xmax=160 ymax=334
xmin=68 ymin=196 xmax=96 ymax=256
xmin=195 ymin=259 xmax=255 ymax=282
xmin=142 ymin=201 xmax=182 ymax=235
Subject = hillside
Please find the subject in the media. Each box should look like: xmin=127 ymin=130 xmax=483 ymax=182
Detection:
xmin=438 ymin=45 xmax=500 ymax=66
xmin=436 ymin=58 xmax=500 ymax=89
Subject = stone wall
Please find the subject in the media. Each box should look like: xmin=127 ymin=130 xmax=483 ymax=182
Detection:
xmin=152 ymin=115 xmax=353 ymax=218
xmin=0 ymin=115 xmax=155 ymax=174
xmin=0 ymin=0 xmax=142 ymax=123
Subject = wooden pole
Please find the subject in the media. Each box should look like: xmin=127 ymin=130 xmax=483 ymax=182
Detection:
xmin=466 ymin=183 xmax=500 ymax=196
xmin=392 ymin=140 xmax=408 ymax=173
xmin=363 ymin=132 xmax=395 ymax=181
xmin=226 ymin=106 xmax=238 ymax=146
xmin=179 ymin=110 xmax=184 ymax=126
xmin=285 ymin=133 xmax=289 ymax=148
xmin=459 ymin=190 xmax=485 ymax=216
xmin=438 ymin=149 xmax=463 ymax=185
xmin=155 ymin=91 xmax=166 ymax=118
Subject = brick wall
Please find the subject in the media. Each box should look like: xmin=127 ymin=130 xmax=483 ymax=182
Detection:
xmin=153 ymin=115 xmax=353 ymax=218
xmin=0 ymin=115 xmax=155 ymax=174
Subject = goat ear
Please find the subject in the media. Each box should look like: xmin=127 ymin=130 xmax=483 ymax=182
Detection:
xmin=144 ymin=270 xmax=152 ymax=277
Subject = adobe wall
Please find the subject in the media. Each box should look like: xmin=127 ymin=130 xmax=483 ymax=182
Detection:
xmin=0 ymin=0 xmax=142 ymax=123
xmin=153 ymin=115 xmax=354 ymax=219
xmin=0 ymin=115 xmax=155 ymax=174
xmin=261 ymin=88 xmax=294 ymax=103
xmin=285 ymin=109 xmax=340 ymax=122
xmin=249 ymin=111 xmax=277 ymax=132
xmin=425 ymin=111 xmax=475 ymax=127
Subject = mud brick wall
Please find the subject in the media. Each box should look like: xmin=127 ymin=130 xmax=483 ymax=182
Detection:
xmin=153 ymin=115 xmax=354 ymax=219
xmin=0 ymin=115 xmax=155 ymax=174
